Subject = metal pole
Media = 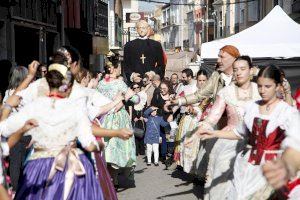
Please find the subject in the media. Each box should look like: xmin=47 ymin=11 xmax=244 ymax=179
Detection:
xmin=205 ymin=0 xmax=208 ymax=42
xmin=128 ymin=27 xmax=130 ymax=42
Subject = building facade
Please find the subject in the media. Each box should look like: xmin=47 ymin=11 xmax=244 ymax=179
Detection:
xmin=0 ymin=0 xmax=109 ymax=94
xmin=213 ymin=0 xmax=299 ymax=40
xmin=108 ymin=0 xmax=123 ymax=49
xmin=292 ymin=0 xmax=300 ymax=22
xmin=0 ymin=0 xmax=60 ymax=65
xmin=160 ymin=0 xmax=189 ymax=51
xmin=122 ymin=0 xmax=139 ymax=44
xmin=186 ymin=0 xmax=195 ymax=50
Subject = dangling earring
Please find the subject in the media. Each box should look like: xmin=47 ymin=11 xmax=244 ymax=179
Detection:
xmin=250 ymin=74 xmax=253 ymax=81
xmin=250 ymin=70 xmax=254 ymax=81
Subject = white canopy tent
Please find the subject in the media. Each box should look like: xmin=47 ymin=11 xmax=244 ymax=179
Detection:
xmin=201 ymin=6 xmax=300 ymax=59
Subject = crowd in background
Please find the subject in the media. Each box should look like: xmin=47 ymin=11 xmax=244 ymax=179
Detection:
xmin=0 ymin=44 xmax=300 ymax=200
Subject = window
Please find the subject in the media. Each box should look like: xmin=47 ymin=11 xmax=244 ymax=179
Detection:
xmin=275 ymin=0 xmax=284 ymax=7
xmin=226 ymin=5 xmax=230 ymax=28
xmin=248 ymin=1 xmax=258 ymax=22
xmin=241 ymin=9 xmax=245 ymax=24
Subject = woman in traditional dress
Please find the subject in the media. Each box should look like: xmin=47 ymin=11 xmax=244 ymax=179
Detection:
xmin=180 ymin=70 xmax=209 ymax=173
xmin=186 ymin=56 xmax=261 ymax=199
xmin=263 ymin=122 xmax=300 ymax=199
xmin=0 ymin=94 xmax=37 ymax=200
xmin=97 ymin=60 xmax=137 ymax=188
xmin=0 ymin=64 xmax=104 ymax=200
xmin=197 ymin=65 xmax=300 ymax=199
xmin=2 ymin=65 xmax=31 ymax=193
xmin=14 ymin=50 xmax=130 ymax=199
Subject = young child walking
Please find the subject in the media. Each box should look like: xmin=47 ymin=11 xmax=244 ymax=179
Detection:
xmin=144 ymin=106 xmax=172 ymax=166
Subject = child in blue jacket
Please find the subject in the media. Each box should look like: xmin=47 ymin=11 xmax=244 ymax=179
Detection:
xmin=144 ymin=106 xmax=172 ymax=166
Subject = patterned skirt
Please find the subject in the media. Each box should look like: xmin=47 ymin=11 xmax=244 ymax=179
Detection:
xmin=100 ymin=109 xmax=136 ymax=168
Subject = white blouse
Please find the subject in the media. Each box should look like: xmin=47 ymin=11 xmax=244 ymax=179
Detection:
xmin=0 ymin=97 xmax=97 ymax=150
xmin=234 ymin=100 xmax=300 ymax=151
xmin=16 ymin=78 xmax=113 ymax=120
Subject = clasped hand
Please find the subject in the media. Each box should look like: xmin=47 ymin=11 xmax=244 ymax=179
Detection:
xmin=184 ymin=127 xmax=216 ymax=148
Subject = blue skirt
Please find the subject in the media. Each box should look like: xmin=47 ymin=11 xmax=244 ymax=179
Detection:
xmin=15 ymin=154 xmax=104 ymax=200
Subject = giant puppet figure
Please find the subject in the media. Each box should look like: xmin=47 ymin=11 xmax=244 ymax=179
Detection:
xmin=123 ymin=20 xmax=165 ymax=83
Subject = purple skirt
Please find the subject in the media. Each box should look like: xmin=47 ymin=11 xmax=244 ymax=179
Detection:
xmin=15 ymin=154 xmax=104 ymax=200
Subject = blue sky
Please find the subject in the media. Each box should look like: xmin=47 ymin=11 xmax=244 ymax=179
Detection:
xmin=138 ymin=0 xmax=169 ymax=12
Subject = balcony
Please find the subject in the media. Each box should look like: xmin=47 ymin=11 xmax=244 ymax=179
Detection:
xmin=162 ymin=21 xmax=170 ymax=28
xmin=292 ymin=0 xmax=300 ymax=13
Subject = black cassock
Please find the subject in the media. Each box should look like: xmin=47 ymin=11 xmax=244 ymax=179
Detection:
xmin=123 ymin=38 xmax=165 ymax=83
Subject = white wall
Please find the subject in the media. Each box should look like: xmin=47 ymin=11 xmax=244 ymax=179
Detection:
xmin=108 ymin=0 xmax=116 ymax=48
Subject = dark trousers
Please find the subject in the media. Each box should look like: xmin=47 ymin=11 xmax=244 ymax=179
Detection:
xmin=167 ymin=142 xmax=175 ymax=156
xmin=135 ymin=137 xmax=145 ymax=155
xmin=9 ymin=135 xmax=31 ymax=191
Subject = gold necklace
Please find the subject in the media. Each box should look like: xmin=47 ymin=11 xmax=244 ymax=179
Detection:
xmin=235 ymin=83 xmax=253 ymax=101
xmin=265 ymin=98 xmax=278 ymax=111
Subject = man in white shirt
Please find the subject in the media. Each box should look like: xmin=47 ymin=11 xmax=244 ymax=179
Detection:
xmin=176 ymin=68 xmax=198 ymax=115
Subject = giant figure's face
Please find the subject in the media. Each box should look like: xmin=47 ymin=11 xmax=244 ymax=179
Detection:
xmin=136 ymin=21 xmax=150 ymax=37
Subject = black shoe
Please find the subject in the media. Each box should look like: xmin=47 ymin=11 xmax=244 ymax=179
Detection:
xmin=192 ymin=178 xmax=205 ymax=186
xmin=176 ymin=165 xmax=183 ymax=171
xmin=160 ymin=157 xmax=166 ymax=164
xmin=147 ymin=163 xmax=151 ymax=166
xmin=154 ymin=162 xmax=159 ymax=166
xmin=128 ymin=180 xmax=136 ymax=188
xmin=164 ymin=157 xmax=174 ymax=167
xmin=114 ymin=184 xmax=119 ymax=191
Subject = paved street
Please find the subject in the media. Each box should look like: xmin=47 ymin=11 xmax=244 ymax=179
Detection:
xmin=117 ymin=156 xmax=203 ymax=200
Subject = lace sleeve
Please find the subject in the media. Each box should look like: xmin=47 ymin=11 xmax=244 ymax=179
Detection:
xmin=75 ymin=112 xmax=97 ymax=148
xmin=201 ymin=94 xmax=226 ymax=129
xmin=118 ymin=80 xmax=129 ymax=94
xmin=184 ymin=71 xmax=219 ymax=105
xmin=281 ymin=107 xmax=300 ymax=151
xmin=86 ymin=89 xmax=112 ymax=120
xmin=232 ymin=121 xmax=248 ymax=138
xmin=0 ymin=103 xmax=33 ymax=137
xmin=16 ymin=79 xmax=43 ymax=105
xmin=232 ymin=102 xmax=254 ymax=138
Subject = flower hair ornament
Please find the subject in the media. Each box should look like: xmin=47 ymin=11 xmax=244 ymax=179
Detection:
xmin=130 ymin=72 xmax=141 ymax=82
xmin=48 ymin=63 xmax=72 ymax=92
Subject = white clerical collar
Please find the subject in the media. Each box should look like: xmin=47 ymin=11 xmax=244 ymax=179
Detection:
xmin=138 ymin=36 xmax=148 ymax=40
xmin=221 ymin=73 xmax=233 ymax=86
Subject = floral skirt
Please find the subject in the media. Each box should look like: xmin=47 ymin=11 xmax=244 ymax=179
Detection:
xmin=100 ymin=109 xmax=136 ymax=168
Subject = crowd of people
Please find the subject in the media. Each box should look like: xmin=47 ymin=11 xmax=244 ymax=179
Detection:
xmin=0 ymin=21 xmax=299 ymax=200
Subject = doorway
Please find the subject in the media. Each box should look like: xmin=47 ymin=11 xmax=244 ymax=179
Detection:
xmin=14 ymin=25 xmax=39 ymax=66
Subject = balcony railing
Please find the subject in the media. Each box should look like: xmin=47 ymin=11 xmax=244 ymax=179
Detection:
xmin=162 ymin=21 xmax=170 ymax=27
